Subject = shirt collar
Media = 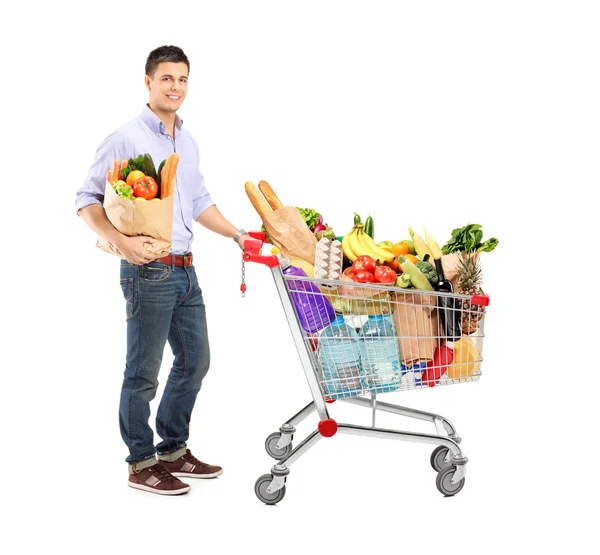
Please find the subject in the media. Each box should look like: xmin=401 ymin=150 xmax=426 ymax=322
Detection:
xmin=140 ymin=104 xmax=183 ymax=135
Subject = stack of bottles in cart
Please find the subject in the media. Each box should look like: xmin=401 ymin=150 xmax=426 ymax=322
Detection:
xmin=319 ymin=313 xmax=403 ymax=399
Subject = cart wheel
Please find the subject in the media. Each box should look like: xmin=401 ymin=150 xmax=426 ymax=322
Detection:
xmin=255 ymin=474 xmax=286 ymax=505
xmin=265 ymin=432 xmax=293 ymax=459
xmin=436 ymin=466 xmax=465 ymax=497
xmin=430 ymin=446 xmax=451 ymax=472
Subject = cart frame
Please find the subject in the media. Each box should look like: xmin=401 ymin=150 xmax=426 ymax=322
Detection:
xmin=242 ymin=233 xmax=487 ymax=503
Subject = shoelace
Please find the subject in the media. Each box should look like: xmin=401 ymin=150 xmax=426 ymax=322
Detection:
xmin=183 ymin=451 xmax=207 ymax=468
xmin=150 ymin=464 xmax=179 ymax=482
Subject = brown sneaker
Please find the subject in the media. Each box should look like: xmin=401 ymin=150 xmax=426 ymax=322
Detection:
xmin=128 ymin=463 xmax=191 ymax=495
xmin=159 ymin=449 xmax=223 ymax=479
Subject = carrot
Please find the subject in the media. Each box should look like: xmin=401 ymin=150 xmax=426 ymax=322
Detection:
xmin=168 ymin=154 xmax=180 ymax=197
xmin=121 ymin=159 xmax=128 ymax=170
xmin=107 ymin=170 xmax=113 ymax=182
xmin=160 ymin=155 xmax=173 ymax=199
xmin=160 ymin=167 xmax=168 ymax=198
xmin=112 ymin=160 xmax=120 ymax=182
xmin=161 ymin=153 xmax=179 ymax=199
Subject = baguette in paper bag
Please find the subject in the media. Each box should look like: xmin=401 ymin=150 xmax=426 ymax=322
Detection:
xmin=245 ymin=181 xmax=317 ymax=265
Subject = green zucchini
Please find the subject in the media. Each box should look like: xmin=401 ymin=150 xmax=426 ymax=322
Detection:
xmin=354 ymin=213 xmax=361 ymax=225
xmin=364 ymin=214 xmax=374 ymax=239
xmin=156 ymin=159 xmax=166 ymax=186
xmin=398 ymin=256 xmax=433 ymax=291
xmin=143 ymin=153 xmax=157 ymax=179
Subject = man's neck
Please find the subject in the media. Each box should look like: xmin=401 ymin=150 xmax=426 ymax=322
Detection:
xmin=148 ymin=103 xmax=177 ymax=137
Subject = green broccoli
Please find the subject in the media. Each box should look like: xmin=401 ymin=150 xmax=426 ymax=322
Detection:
xmin=415 ymin=254 xmax=438 ymax=287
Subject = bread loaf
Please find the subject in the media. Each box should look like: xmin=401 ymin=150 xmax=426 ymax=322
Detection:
xmin=245 ymin=181 xmax=273 ymax=220
xmin=258 ymin=180 xmax=284 ymax=210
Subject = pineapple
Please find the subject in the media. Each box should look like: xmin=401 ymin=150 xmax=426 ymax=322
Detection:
xmin=456 ymin=251 xmax=485 ymax=335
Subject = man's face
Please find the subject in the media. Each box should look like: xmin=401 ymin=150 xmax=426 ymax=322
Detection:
xmin=145 ymin=62 xmax=189 ymax=113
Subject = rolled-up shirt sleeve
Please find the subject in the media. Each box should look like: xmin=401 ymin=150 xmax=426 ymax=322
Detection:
xmin=191 ymin=137 xmax=215 ymax=220
xmin=75 ymin=131 xmax=129 ymax=214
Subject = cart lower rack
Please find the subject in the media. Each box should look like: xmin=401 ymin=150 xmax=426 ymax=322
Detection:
xmin=242 ymin=234 xmax=489 ymax=504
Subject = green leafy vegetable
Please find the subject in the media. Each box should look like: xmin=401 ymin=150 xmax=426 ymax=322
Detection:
xmin=442 ymin=224 xmax=499 ymax=254
xmin=127 ymin=154 xmax=146 ymax=172
xmin=296 ymin=207 xmax=321 ymax=231
xmin=478 ymin=237 xmax=498 ymax=252
xmin=113 ymin=181 xmax=134 ymax=200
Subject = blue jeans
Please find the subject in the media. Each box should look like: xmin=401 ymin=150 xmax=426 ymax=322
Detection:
xmin=119 ymin=259 xmax=210 ymax=464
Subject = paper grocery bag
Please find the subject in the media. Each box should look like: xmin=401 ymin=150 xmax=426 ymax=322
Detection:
xmin=391 ymin=291 xmax=441 ymax=365
xmin=262 ymin=206 xmax=317 ymax=265
xmin=96 ymin=180 xmax=174 ymax=259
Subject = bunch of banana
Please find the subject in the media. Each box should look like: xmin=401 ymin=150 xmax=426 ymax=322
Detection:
xmin=342 ymin=224 xmax=396 ymax=264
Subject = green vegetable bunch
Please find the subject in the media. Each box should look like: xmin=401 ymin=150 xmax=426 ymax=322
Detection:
xmin=442 ymin=224 xmax=498 ymax=254
xmin=296 ymin=207 xmax=321 ymax=231
xmin=415 ymin=254 xmax=439 ymax=286
xmin=114 ymin=182 xmax=134 ymax=200
xmin=120 ymin=154 xmax=159 ymax=182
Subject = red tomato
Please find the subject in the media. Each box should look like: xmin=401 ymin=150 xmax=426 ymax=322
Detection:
xmin=374 ymin=265 xmax=397 ymax=284
xmin=355 ymin=270 xmax=375 ymax=283
xmin=352 ymin=255 xmax=376 ymax=275
xmin=133 ymin=176 xmax=158 ymax=200
xmin=343 ymin=267 xmax=357 ymax=282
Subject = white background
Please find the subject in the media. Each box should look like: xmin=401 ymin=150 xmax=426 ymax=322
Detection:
xmin=2 ymin=0 xmax=598 ymax=553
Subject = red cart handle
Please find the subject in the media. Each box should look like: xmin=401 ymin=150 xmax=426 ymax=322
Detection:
xmin=248 ymin=231 xmax=267 ymax=241
xmin=242 ymin=231 xmax=279 ymax=268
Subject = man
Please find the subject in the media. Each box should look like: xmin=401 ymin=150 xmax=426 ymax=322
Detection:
xmin=75 ymin=45 xmax=249 ymax=496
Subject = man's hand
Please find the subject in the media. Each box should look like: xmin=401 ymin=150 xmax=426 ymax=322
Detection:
xmin=237 ymin=234 xmax=251 ymax=251
xmin=115 ymin=236 xmax=158 ymax=265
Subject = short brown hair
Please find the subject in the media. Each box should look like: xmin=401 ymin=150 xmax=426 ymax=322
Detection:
xmin=145 ymin=45 xmax=190 ymax=77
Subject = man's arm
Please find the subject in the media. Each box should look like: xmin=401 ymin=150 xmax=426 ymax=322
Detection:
xmin=78 ymin=205 xmax=157 ymax=265
xmin=196 ymin=205 xmax=249 ymax=249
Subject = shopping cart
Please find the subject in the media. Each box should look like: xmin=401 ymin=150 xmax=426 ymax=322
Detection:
xmin=242 ymin=233 xmax=489 ymax=504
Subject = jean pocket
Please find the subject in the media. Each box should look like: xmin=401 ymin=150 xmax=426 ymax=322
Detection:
xmin=139 ymin=264 xmax=171 ymax=282
xmin=120 ymin=278 xmax=134 ymax=319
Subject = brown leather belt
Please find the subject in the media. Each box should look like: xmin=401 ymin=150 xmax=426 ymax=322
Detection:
xmin=153 ymin=253 xmax=193 ymax=267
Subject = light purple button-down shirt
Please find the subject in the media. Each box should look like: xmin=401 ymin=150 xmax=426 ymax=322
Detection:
xmin=75 ymin=105 xmax=215 ymax=254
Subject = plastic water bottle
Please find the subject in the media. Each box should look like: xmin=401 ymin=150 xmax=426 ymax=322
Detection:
xmin=318 ymin=315 xmax=363 ymax=399
xmin=272 ymin=248 xmax=335 ymax=333
xmin=359 ymin=314 xmax=401 ymax=394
